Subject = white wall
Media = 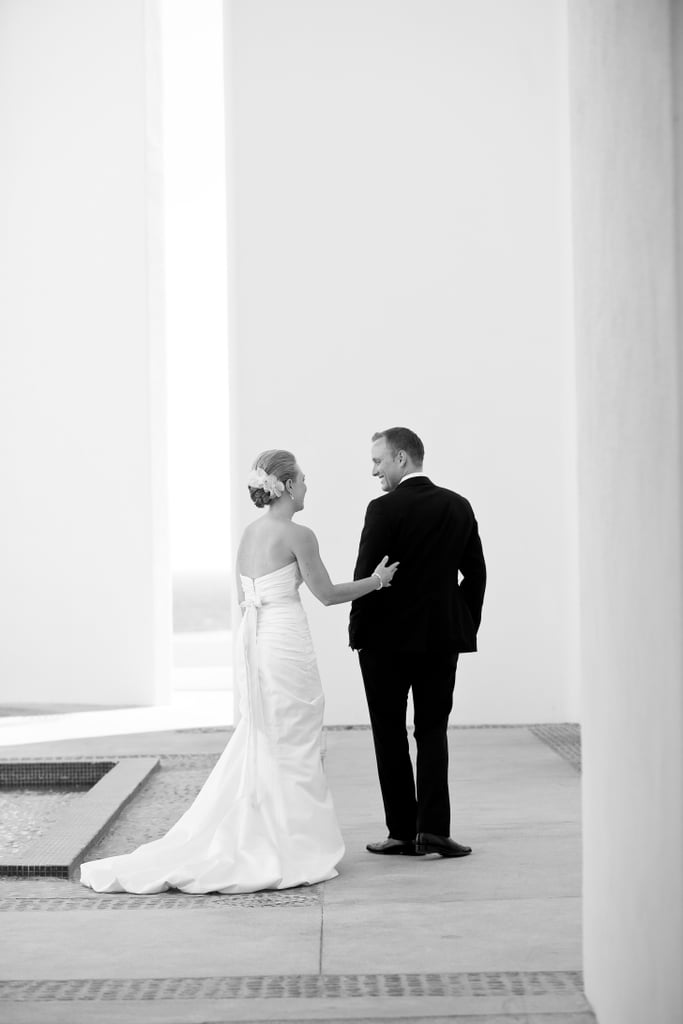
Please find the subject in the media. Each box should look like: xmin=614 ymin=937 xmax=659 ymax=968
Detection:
xmin=225 ymin=0 xmax=578 ymax=724
xmin=568 ymin=1 xmax=683 ymax=1020
xmin=0 ymin=0 xmax=171 ymax=706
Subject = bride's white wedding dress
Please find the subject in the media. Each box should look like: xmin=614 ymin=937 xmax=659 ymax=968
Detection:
xmin=79 ymin=561 xmax=344 ymax=894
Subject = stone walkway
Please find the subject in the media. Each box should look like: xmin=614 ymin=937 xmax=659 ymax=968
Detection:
xmin=0 ymin=723 xmax=594 ymax=1023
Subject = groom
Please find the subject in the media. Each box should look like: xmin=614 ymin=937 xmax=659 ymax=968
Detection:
xmin=349 ymin=427 xmax=486 ymax=858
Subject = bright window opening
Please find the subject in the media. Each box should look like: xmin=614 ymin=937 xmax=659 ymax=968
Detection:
xmin=161 ymin=0 xmax=231 ymax=696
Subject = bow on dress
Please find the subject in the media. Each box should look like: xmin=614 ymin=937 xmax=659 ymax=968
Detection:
xmin=238 ymin=582 xmax=265 ymax=802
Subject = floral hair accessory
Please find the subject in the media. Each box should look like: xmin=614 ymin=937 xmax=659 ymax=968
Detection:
xmin=247 ymin=467 xmax=285 ymax=499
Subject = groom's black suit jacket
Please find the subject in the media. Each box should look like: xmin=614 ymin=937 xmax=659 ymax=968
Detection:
xmin=349 ymin=477 xmax=486 ymax=654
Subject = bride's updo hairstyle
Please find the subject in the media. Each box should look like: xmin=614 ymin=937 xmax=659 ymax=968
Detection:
xmin=248 ymin=449 xmax=298 ymax=508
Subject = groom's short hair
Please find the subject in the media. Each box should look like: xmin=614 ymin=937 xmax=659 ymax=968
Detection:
xmin=372 ymin=427 xmax=424 ymax=466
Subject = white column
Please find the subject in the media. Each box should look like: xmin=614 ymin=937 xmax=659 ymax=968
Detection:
xmin=224 ymin=0 xmax=577 ymax=724
xmin=0 ymin=0 xmax=171 ymax=706
xmin=568 ymin=1 xmax=683 ymax=1019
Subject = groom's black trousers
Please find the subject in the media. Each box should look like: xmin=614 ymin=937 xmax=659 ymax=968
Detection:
xmin=358 ymin=649 xmax=458 ymax=840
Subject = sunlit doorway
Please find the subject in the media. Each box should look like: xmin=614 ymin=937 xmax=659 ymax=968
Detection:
xmin=161 ymin=0 xmax=232 ymax=712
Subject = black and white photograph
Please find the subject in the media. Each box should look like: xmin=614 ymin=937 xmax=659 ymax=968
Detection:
xmin=1 ymin=1 xmax=681 ymax=1023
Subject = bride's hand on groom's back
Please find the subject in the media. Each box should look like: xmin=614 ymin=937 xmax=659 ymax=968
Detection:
xmin=373 ymin=555 xmax=399 ymax=588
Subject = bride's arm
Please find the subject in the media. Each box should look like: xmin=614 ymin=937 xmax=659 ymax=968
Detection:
xmin=291 ymin=526 xmax=398 ymax=606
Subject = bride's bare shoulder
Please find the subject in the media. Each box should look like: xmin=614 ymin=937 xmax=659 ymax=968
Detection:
xmin=287 ymin=521 xmax=318 ymax=551
xmin=236 ymin=518 xmax=260 ymax=548
xmin=288 ymin=520 xmax=313 ymax=535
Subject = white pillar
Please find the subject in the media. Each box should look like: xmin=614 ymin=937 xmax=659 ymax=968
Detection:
xmin=224 ymin=0 xmax=577 ymax=724
xmin=568 ymin=1 xmax=683 ymax=1019
xmin=0 ymin=0 xmax=171 ymax=706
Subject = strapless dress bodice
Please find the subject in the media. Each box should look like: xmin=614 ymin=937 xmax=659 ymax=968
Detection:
xmin=239 ymin=560 xmax=302 ymax=609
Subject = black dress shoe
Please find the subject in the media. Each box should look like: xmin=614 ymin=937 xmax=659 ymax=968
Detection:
xmin=366 ymin=838 xmax=424 ymax=856
xmin=415 ymin=832 xmax=472 ymax=857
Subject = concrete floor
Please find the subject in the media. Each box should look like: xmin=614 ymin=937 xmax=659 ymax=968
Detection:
xmin=0 ymin=719 xmax=594 ymax=1023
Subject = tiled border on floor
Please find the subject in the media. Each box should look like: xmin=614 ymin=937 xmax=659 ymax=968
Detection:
xmin=0 ymin=753 xmax=220 ymax=769
xmin=0 ymin=760 xmax=115 ymax=787
xmin=0 ymin=970 xmax=586 ymax=1001
xmin=0 ymin=758 xmax=159 ymax=879
xmin=529 ymin=723 xmax=581 ymax=772
xmin=0 ymin=891 xmax=319 ymax=910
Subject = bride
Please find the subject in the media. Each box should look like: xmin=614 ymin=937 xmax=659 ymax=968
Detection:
xmin=79 ymin=449 xmax=398 ymax=894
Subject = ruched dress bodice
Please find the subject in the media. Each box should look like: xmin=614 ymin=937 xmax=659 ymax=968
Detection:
xmin=238 ymin=563 xmax=322 ymax=756
xmin=79 ymin=560 xmax=344 ymax=895
xmin=240 ymin=559 xmax=302 ymax=608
